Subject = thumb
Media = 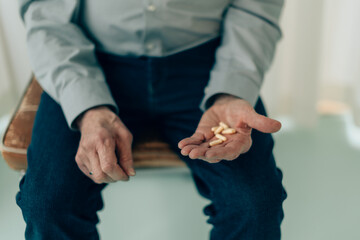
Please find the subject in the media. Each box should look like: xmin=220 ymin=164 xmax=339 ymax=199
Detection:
xmin=244 ymin=111 xmax=282 ymax=133
xmin=116 ymin=140 xmax=136 ymax=176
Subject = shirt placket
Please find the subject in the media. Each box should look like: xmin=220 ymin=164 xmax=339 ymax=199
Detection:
xmin=143 ymin=0 xmax=160 ymax=56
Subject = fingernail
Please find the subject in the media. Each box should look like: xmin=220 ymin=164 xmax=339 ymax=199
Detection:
xmin=129 ymin=169 xmax=136 ymax=176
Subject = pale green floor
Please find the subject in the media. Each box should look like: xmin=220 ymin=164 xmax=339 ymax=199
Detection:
xmin=0 ymin=113 xmax=359 ymax=240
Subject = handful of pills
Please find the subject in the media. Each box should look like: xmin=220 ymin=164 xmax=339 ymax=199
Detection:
xmin=209 ymin=122 xmax=237 ymax=146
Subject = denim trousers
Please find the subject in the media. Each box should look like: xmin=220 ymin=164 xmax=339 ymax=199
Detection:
xmin=16 ymin=38 xmax=287 ymax=240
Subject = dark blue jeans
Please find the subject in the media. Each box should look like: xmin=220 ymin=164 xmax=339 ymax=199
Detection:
xmin=16 ymin=38 xmax=286 ymax=240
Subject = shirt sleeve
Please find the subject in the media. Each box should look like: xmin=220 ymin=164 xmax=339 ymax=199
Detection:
xmin=19 ymin=0 xmax=118 ymax=130
xmin=200 ymin=0 xmax=284 ymax=110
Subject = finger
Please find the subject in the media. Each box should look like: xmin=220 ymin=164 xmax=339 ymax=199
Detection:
xmin=75 ymin=151 xmax=95 ymax=178
xmin=98 ymin=140 xmax=130 ymax=181
xmin=78 ymin=163 xmax=92 ymax=177
xmin=188 ymin=146 xmax=208 ymax=160
xmin=178 ymin=132 xmax=205 ymax=149
xmin=88 ymin=151 xmax=115 ymax=184
xmin=245 ymin=111 xmax=282 ymax=133
xmin=181 ymin=144 xmax=201 ymax=156
xmin=187 ymin=141 xmax=210 ymax=159
xmin=75 ymin=150 xmax=90 ymax=171
xmin=115 ymin=137 xmax=135 ymax=177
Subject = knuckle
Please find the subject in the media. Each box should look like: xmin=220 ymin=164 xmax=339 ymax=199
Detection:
xmin=75 ymin=158 xmax=82 ymax=166
xmin=79 ymin=140 xmax=87 ymax=148
xmin=102 ymin=138 xmax=114 ymax=147
xmin=95 ymin=130 xmax=110 ymax=142
xmin=96 ymin=137 xmax=114 ymax=150
xmin=119 ymin=129 xmax=132 ymax=141
xmin=112 ymin=119 xmax=123 ymax=128
xmin=75 ymin=154 xmax=81 ymax=163
xmin=124 ymin=132 xmax=133 ymax=142
xmin=96 ymin=128 xmax=108 ymax=136
xmin=128 ymin=132 xmax=133 ymax=141
xmin=81 ymin=139 xmax=94 ymax=150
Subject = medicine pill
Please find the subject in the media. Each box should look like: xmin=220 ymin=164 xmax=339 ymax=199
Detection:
xmin=219 ymin=122 xmax=229 ymax=129
xmin=214 ymin=126 xmax=224 ymax=134
xmin=221 ymin=128 xmax=236 ymax=134
xmin=215 ymin=134 xmax=227 ymax=141
xmin=211 ymin=126 xmax=218 ymax=132
xmin=209 ymin=122 xmax=237 ymax=147
xmin=209 ymin=139 xmax=223 ymax=146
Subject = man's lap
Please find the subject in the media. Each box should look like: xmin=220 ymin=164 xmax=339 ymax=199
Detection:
xmin=19 ymin=37 xmax=285 ymax=213
xmin=17 ymin=38 xmax=286 ymax=239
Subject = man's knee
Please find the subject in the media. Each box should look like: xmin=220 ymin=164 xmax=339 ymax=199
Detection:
xmin=211 ymin=171 xmax=286 ymax=223
xmin=16 ymin=175 xmax=71 ymax=221
xmin=16 ymin=174 xmax=103 ymax=240
xmin=236 ymin=183 xmax=285 ymax=220
xmin=245 ymin=188 xmax=284 ymax=223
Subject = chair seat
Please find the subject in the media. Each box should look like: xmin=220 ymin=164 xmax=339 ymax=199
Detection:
xmin=0 ymin=77 xmax=185 ymax=171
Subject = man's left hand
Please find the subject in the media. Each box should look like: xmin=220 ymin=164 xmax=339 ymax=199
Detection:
xmin=178 ymin=95 xmax=282 ymax=163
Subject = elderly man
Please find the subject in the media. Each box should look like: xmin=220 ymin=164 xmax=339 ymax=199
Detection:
xmin=16 ymin=0 xmax=287 ymax=239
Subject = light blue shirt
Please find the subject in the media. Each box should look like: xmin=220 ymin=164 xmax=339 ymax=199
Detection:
xmin=19 ymin=0 xmax=284 ymax=129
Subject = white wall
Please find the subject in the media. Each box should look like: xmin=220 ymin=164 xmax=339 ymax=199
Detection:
xmin=0 ymin=0 xmax=32 ymax=114
xmin=262 ymin=0 xmax=325 ymax=126
xmin=0 ymin=28 xmax=13 ymax=99
xmin=319 ymin=0 xmax=360 ymax=125
xmin=320 ymin=0 xmax=360 ymax=86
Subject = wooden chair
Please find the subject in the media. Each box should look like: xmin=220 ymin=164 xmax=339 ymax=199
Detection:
xmin=1 ymin=77 xmax=185 ymax=171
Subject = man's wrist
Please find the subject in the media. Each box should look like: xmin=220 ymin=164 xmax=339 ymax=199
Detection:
xmin=76 ymin=106 xmax=112 ymax=130
xmin=212 ymin=94 xmax=242 ymax=106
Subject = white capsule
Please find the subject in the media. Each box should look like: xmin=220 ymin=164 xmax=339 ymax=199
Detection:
xmin=221 ymin=128 xmax=236 ymax=134
xmin=215 ymin=134 xmax=227 ymax=141
xmin=211 ymin=126 xmax=219 ymax=132
xmin=209 ymin=139 xmax=223 ymax=147
xmin=214 ymin=126 xmax=224 ymax=134
xmin=219 ymin=122 xmax=229 ymax=129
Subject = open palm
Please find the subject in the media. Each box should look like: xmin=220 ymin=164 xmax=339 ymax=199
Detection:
xmin=178 ymin=96 xmax=281 ymax=163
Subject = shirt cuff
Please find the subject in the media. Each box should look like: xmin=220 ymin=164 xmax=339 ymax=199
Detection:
xmin=200 ymin=70 xmax=260 ymax=111
xmin=59 ymin=79 xmax=118 ymax=130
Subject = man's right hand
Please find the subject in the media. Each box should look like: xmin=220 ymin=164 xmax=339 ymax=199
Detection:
xmin=75 ymin=106 xmax=135 ymax=184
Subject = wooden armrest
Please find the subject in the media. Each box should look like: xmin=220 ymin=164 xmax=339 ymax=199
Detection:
xmin=1 ymin=77 xmax=185 ymax=171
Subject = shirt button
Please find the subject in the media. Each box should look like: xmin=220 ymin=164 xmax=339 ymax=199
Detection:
xmin=147 ymin=4 xmax=156 ymax=12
